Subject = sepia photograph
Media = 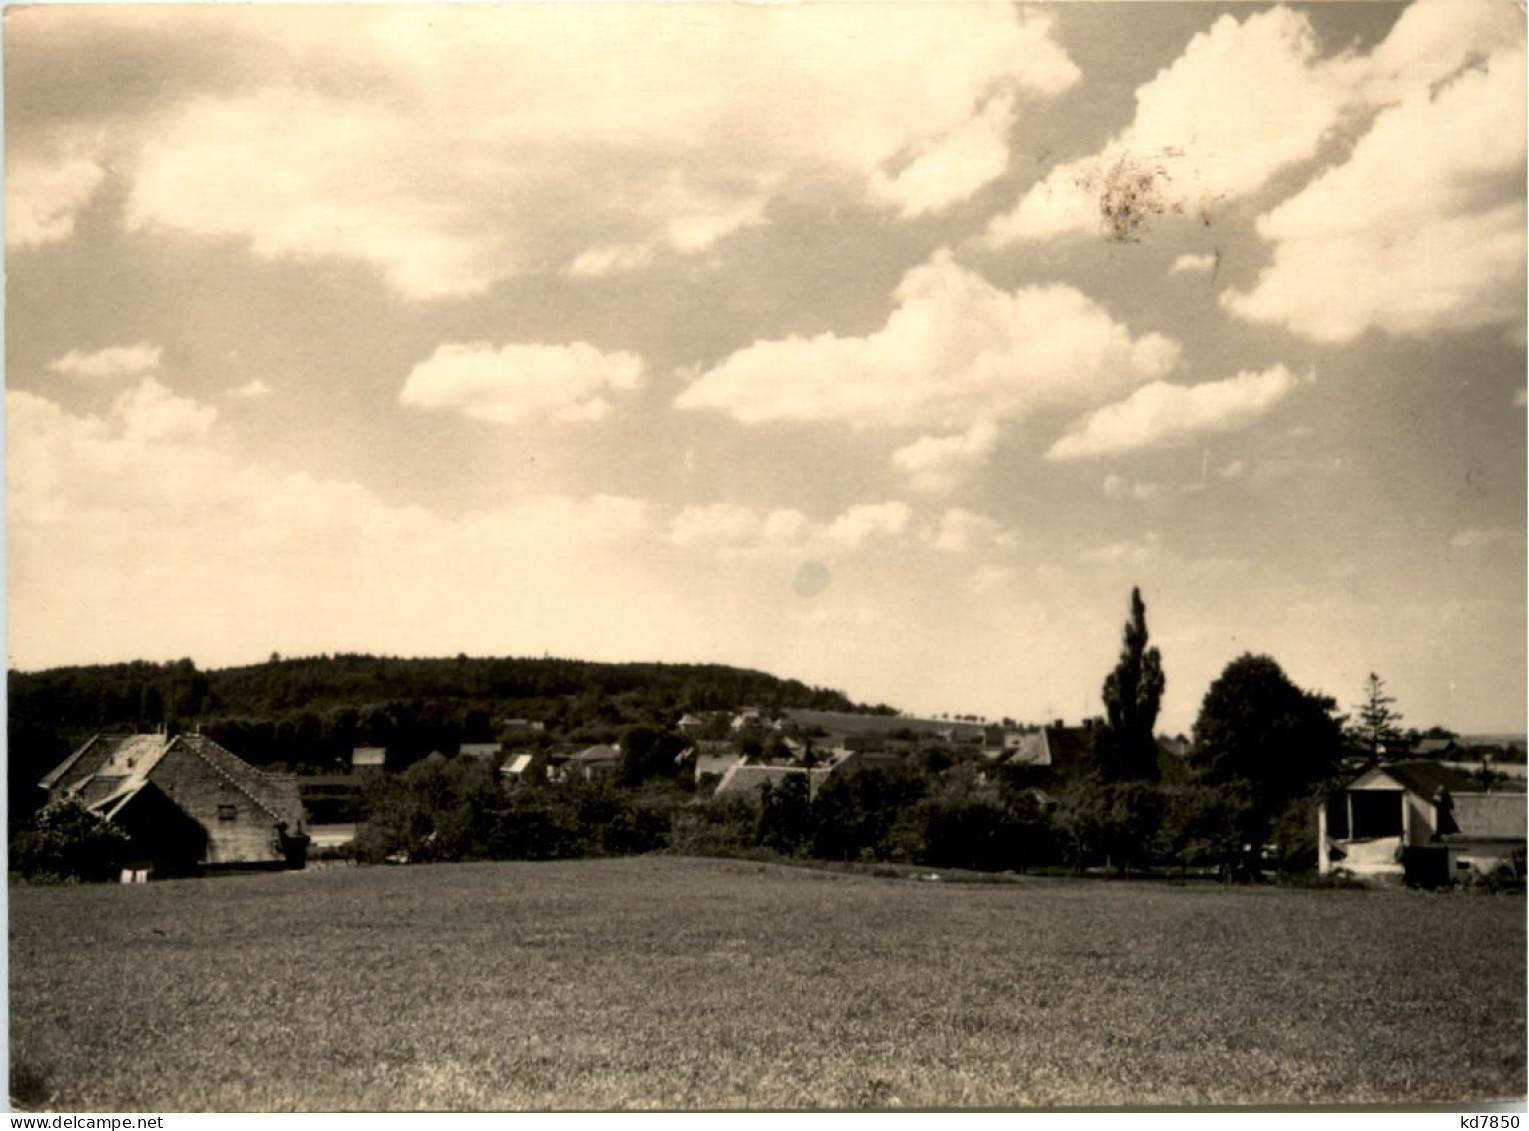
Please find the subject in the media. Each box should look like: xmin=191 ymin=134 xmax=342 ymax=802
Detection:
xmin=5 ymin=0 xmax=1526 ymax=1114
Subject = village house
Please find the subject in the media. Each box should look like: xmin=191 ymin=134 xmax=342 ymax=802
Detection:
xmin=457 ymin=742 xmax=501 ymax=764
xmin=40 ymin=732 xmax=309 ymax=876
xmin=498 ymin=751 xmax=536 ymax=784
xmin=566 ymin=743 xmax=622 ymax=781
xmin=711 ymin=762 xmax=834 ymax=804
xmin=1318 ymin=760 xmax=1527 ymax=885
xmin=686 ymin=740 xmax=741 ymax=787
xmin=351 ymin=746 xmax=387 ymax=774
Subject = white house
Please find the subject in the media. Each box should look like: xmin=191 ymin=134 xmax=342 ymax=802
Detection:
xmin=1318 ymin=761 xmax=1526 ymax=884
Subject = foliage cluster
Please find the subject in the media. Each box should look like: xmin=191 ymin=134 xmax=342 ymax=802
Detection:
xmin=11 ymin=801 xmax=132 ymax=883
xmin=8 ymin=653 xmax=877 ymax=823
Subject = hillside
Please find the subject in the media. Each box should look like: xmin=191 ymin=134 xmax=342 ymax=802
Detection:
xmin=7 ymin=653 xmax=891 ymax=819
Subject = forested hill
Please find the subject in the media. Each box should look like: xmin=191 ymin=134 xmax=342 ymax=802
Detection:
xmin=8 ymin=654 xmax=887 ymax=807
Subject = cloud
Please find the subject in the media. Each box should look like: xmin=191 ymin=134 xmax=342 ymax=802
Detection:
xmin=1102 ymin=475 xmax=1166 ymax=503
xmin=109 ymin=377 xmax=218 ymax=443
xmin=1048 ymin=365 xmax=1307 ymax=460
xmin=6 ymin=151 xmax=105 ymax=248
xmin=676 ymin=251 xmax=1180 ymax=431
xmin=985 ymin=7 xmax=1355 ymax=245
xmin=228 ymin=379 xmax=273 ymax=400
xmin=99 ymin=5 xmax=1078 ymax=296
xmin=1079 ymin=531 xmax=1161 ymax=565
xmin=7 ymin=380 xmax=674 ymax=669
xmin=1169 ymin=253 xmax=1217 ymax=275
xmin=46 ymin=343 xmax=163 ymax=381
xmin=1449 ymin=526 xmax=1524 ymax=551
xmin=891 ymin=420 xmax=1000 ymax=494
xmin=983 ymin=0 xmax=1524 ymax=249
xmin=666 ymin=500 xmax=912 ymax=560
xmin=400 ymin=341 xmax=645 ymax=426
xmin=925 ymin=508 xmax=1016 ymax=555
xmin=869 ymin=96 xmax=1017 ymax=218
xmin=1223 ymin=45 xmax=1527 ymax=343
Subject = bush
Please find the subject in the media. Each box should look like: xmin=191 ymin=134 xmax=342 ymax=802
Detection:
xmin=669 ymin=797 xmax=758 ymax=857
xmin=12 ymin=802 xmax=131 ymax=882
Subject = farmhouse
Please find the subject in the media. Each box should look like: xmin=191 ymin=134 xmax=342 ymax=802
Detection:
xmin=567 ymin=744 xmax=622 ymax=781
xmin=712 ymin=763 xmax=833 ymax=803
xmin=40 ymin=733 xmax=309 ymax=875
xmin=1318 ymin=760 xmax=1527 ymax=885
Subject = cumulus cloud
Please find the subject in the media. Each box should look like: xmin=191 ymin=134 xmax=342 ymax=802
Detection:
xmin=925 ymin=508 xmax=1016 ymax=555
xmin=1048 ymin=365 xmax=1307 ymax=460
xmin=400 ymin=341 xmax=645 ymax=426
xmin=892 ymin=420 xmax=1000 ymax=494
xmin=111 ymin=377 xmax=218 ymax=442
xmin=1079 ymin=531 xmax=1162 ymax=565
xmin=985 ymin=7 xmax=1354 ymax=245
xmin=228 ymin=379 xmax=273 ymax=400
xmin=984 ymin=0 xmax=1524 ymax=249
xmin=1223 ymin=45 xmax=1526 ymax=342
xmin=1170 ymin=253 xmax=1217 ymax=275
xmin=869 ymin=96 xmax=1017 ymax=219
xmin=7 ymin=380 xmax=677 ymax=669
xmin=46 ymin=343 xmax=163 ymax=381
xmin=1449 ymin=526 xmax=1524 ymax=551
xmin=101 ymin=4 xmax=1078 ymax=296
xmin=6 ymin=151 xmax=105 ymax=248
xmin=1102 ymin=475 xmax=1166 ymax=503
xmin=667 ymin=500 xmax=912 ymax=560
xmin=676 ymin=251 xmax=1180 ymax=431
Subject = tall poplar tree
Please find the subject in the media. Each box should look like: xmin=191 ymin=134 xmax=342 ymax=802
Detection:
xmin=1098 ymin=586 xmax=1166 ymax=782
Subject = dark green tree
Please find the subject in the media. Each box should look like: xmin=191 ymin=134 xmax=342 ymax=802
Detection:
xmin=13 ymin=800 xmax=132 ymax=882
xmin=1189 ymin=653 xmax=1345 ymax=878
xmin=1346 ymin=672 xmax=1405 ymax=761
xmin=1097 ymin=586 xmax=1165 ymax=782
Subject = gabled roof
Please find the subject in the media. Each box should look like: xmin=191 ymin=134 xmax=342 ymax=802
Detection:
xmin=175 ymin=734 xmax=305 ymax=828
xmin=44 ymin=733 xmax=304 ymax=831
xmin=712 ymin=763 xmax=832 ymax=801
xmin=1446 ymin=793 xmax=1527 ymax=840
xmin=1361 ymin=760 xmax=1485 ymax=798
xmin=500 ymin=753 xmax=534 ymax=776
xmin=570 ymin=744 xmax=621 ymax=764
xmin=41 ymin=733 xmax=168 ymax=791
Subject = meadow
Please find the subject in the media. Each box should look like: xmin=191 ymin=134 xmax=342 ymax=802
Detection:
xmin=9 ymin=856 xmax=1525 ymax=1110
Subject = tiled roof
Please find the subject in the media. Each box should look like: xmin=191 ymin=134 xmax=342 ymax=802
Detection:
xmin=570 ymin=744 xmax=621 ymax=764
xmin=44 ymin=733 xmax=305 ymax=832
xmin=1379 ymin=760 xmax=1484 ymax=798
xmin=712 ymin=763 xmax=833 ymax=801
xmin=1447 ymin=793 xmax=1527 ymax=839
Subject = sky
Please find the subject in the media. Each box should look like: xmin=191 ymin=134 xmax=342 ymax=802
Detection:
xmin=5 ymin=1 xmax=1525 ymax=736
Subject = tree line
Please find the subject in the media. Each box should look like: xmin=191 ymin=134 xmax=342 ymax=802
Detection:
xmin=6 ymin=653 xmax=881 ymax=826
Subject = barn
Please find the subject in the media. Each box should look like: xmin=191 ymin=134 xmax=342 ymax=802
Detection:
xmin=40 ymin=732 xmax=309 ymax=876
xmin=1318 ymin=760 xmax=1526 ymax=885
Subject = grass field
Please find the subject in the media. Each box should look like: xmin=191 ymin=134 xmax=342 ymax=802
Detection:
xmin=9 ymin=856 xmax=1525 ymax=1110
